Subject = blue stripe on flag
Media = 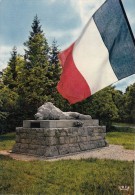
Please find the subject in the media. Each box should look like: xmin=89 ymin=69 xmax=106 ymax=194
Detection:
xmin=93 ymin=0 xmax=135 ymax=80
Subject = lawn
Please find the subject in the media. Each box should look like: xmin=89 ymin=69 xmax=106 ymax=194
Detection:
xmin=0 ymin=130 xmax=134 ymax=194
xmin=0 ymin=155 xmax=134 ymax=194
xmin=0 ymin=132 xmax=15 ymax=150
xmin=112 ymin=122 xmax=135 ymax=128
xmin=106 ymin=132 xmax=135 ymax=150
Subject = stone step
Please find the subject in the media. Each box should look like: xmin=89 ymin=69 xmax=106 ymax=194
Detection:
xmin=23 ymin=119 xmax=99 ymax=128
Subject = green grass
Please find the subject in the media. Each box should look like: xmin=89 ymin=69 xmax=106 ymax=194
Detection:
xmin=111 ymin=123 xmax=135 ymax=133
xmin=112 ymin=122 xmax=135 ymax=127
xmin=0 ymin=133 xmax=15 ymax=150
xmin=106 ymin=132 xmax=135 ymax=150
xmin=0 ymin=131 xmax=134 ymax=194
xmin=0 ymin=155 xmax=134 ymax=194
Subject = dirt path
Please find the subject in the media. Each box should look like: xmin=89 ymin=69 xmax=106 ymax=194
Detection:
xmin=0 ymin=145 xmax=134 ymax=162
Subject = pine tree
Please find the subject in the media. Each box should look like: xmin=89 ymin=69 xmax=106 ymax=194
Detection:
xmin=3 ymin=46 xmax=18 ymax=89
xmin=24 ymin=15 xmax=49 ymax=70
xmin=49 ymin=39 xmax=59 ymax=66
xmin=30 ymin=15 xmax=43 ymax=37
xmin=46 ymin=39 xmax=68 ymax=108
xmin=18 ymin=15 xmax=52 ymax=118
xmin=47 ymin=39 xmax=61 ymax=82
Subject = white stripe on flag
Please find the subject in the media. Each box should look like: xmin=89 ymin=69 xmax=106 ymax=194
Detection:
xmin=73 ymin=18 xmax=118 ymax=94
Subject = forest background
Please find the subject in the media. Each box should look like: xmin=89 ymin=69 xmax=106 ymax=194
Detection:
xmin=0 ymin=16 xmax=134 ymax=133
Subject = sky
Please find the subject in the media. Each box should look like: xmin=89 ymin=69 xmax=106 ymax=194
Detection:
xmin=0 ymin=0 xmax=135 ymax=92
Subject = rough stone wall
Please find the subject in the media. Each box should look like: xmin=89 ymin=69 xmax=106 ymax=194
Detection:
xmin=12 ymin=126 xmax=106 ymax=157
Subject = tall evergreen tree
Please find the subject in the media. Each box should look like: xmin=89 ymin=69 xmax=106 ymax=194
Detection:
xmin=49 ymin=39 xmax=59 ymax=66
xmin=47 ymin=40 xmax=61 ymax=87
xmin=18 ymin=15 xmax=52 ymax=118
xmin=47 ymin=40 xmax=68 ymax=108
xmin=3 ymin=46 xmax=18 ymax=89
xmin=24 ymin=15 xmax=49 ymax=70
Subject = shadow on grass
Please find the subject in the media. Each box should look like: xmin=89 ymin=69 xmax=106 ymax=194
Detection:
xmin=0 ymin=154 xmax=13 ymax=160
xmin=0 ymin=133 xmax=16 ymax=142
xmin=110 ymin=126 xmax=135 ymax=133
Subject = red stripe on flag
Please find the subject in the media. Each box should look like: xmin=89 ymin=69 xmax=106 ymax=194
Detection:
xmin=57 ymin=44 xmax=91 ymax=104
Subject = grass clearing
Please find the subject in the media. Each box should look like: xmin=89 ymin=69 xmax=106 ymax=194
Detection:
xmin=0 ymin=155 xmax=134 ymax=194
xmin=0 ymin=133 xmax=15 ymax=150
xmin=106 ymin=132 xmax=134 ymax=150
xmin=112 ymin=122 xmax=135 ymax=127
xmin=111 ymin=126 xmax=135 ymax=133
xmin=0 ymin=131 xmax=134 ymax=194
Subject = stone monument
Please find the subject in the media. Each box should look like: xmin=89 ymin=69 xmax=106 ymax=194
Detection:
xmin=12 ymin=102 xmax=107 ymax=158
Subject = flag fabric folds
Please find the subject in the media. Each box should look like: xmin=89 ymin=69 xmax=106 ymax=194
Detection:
xmin=57 ymin=0 xmax=135 ymax=104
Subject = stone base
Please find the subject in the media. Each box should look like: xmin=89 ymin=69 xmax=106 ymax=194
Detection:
xmin=23 ymin=119 xmax=99 ymax=128
xmin=12 ymin=121 xmax=107 ymax=157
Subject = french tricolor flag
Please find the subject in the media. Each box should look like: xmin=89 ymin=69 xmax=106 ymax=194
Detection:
xmin=57 ymin=0 xmax=135 ymax=104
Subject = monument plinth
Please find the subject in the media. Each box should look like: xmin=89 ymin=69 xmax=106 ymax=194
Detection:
xmin=12 ymin=102 xmax=107 ymax=158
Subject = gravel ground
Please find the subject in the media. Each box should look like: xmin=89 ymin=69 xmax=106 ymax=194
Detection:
xmin=0 ymin=145 xmax=134 ymax=162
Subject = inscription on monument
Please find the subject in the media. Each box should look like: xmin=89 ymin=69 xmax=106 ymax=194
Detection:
xmin=30 ymin=122 xmax=40 ymax=128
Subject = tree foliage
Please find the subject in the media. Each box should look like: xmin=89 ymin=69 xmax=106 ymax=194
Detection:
xmin=124 ymin=83 xmax=135 ymax=123
xmin=3 ymin=47 xmax=18 ymax=89
xmin=17 ymin=16 xmax=52 ymax=117
xmin=0 ymin=15 xmax=134 ymax=133
xmin=0 ymin=83 xmax=19 ymax=132
xmin=70 ymin=86 xmax=119 ymax=130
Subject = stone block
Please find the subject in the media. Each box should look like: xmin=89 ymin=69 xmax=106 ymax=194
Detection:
xmin=30 ymin=139 xmax=39 ymax=145
xmin=23 ymin=119 xmax=99 ymax=128
xmin=58 ymin=145 xmax=70 ymax=155
xmin=13 ymin=119 xmax=107 ymax=157
xmin=79 ymin=142 xmax=88 ymax=151
xmin=78 ymin=127 xmax=88 ymax=136
xmin=29 ymin=144 xmax=39 ymax=150
xmin=93 ymin=126 xmax=106 ymax=133
xmin=45 ymin=146 xmax=59 ymax=157
xmin=87 ymin=143 xmax=96 ymax=150
xmin=36 ymin=128 xmax=44 ymax=133
xmin=15 ymin=135 xmax=20 ymax=142
xmin=56 ymin=128 xmax=68 ymax=136
xmin=77 ymin=136 xmax=87 ymax=142
xmin=69 ymin=136 xmax=77 ymax=143
xmin=28 ymin=149 xmax=37 ymax=155
xmin=25 ymin=128 xmax=31 ymax=134
xmin=48 ymin=129 xmax=56 ymax=137
xmin=16 ymin=127 xmax=26 ymax=133
xmin=97 ymin=140 xmax=106 ymax=147
xmin=20 ymin=144 xmax=29 ymax=149
xmin=44 ymin=129 xmax=55 ymax=137
xmin=59 ymin=137 xmax=65 ymax=145
xmin=87 ymin=128 xmax=94 ymax=136
xmin=37 ymin=133 xmax=44 ymax=138
xmin=37 ymin=149 xmax=46 ymax=156
xmin=20 ymin=133 xmax=27 ymax=139
xmin=20 ymin=139 xmax=27 ymax=144
xmin=69 ymin=143 xmax=80 ymax=153
xmin=19 ymin=148 xmax=28 ymax=154
xmin=39 ymin=140 xmax=46 ymax=145
xmin=16 ymin=127 xmax=22 ymax=133
xmin=24 ymin=139 xmax=31 ymax=144
xmin=48 ymin=137 xmax=57 ymax=145
xmin=90 ymin=136 xmax=103 ymax=141
xmin=64 ymin=137 xmax=69 ymax=144
xmin=12 ymin=143 xmax=21 ymax=153
xmin=71 ymin=128 xmax=78 ymax=136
